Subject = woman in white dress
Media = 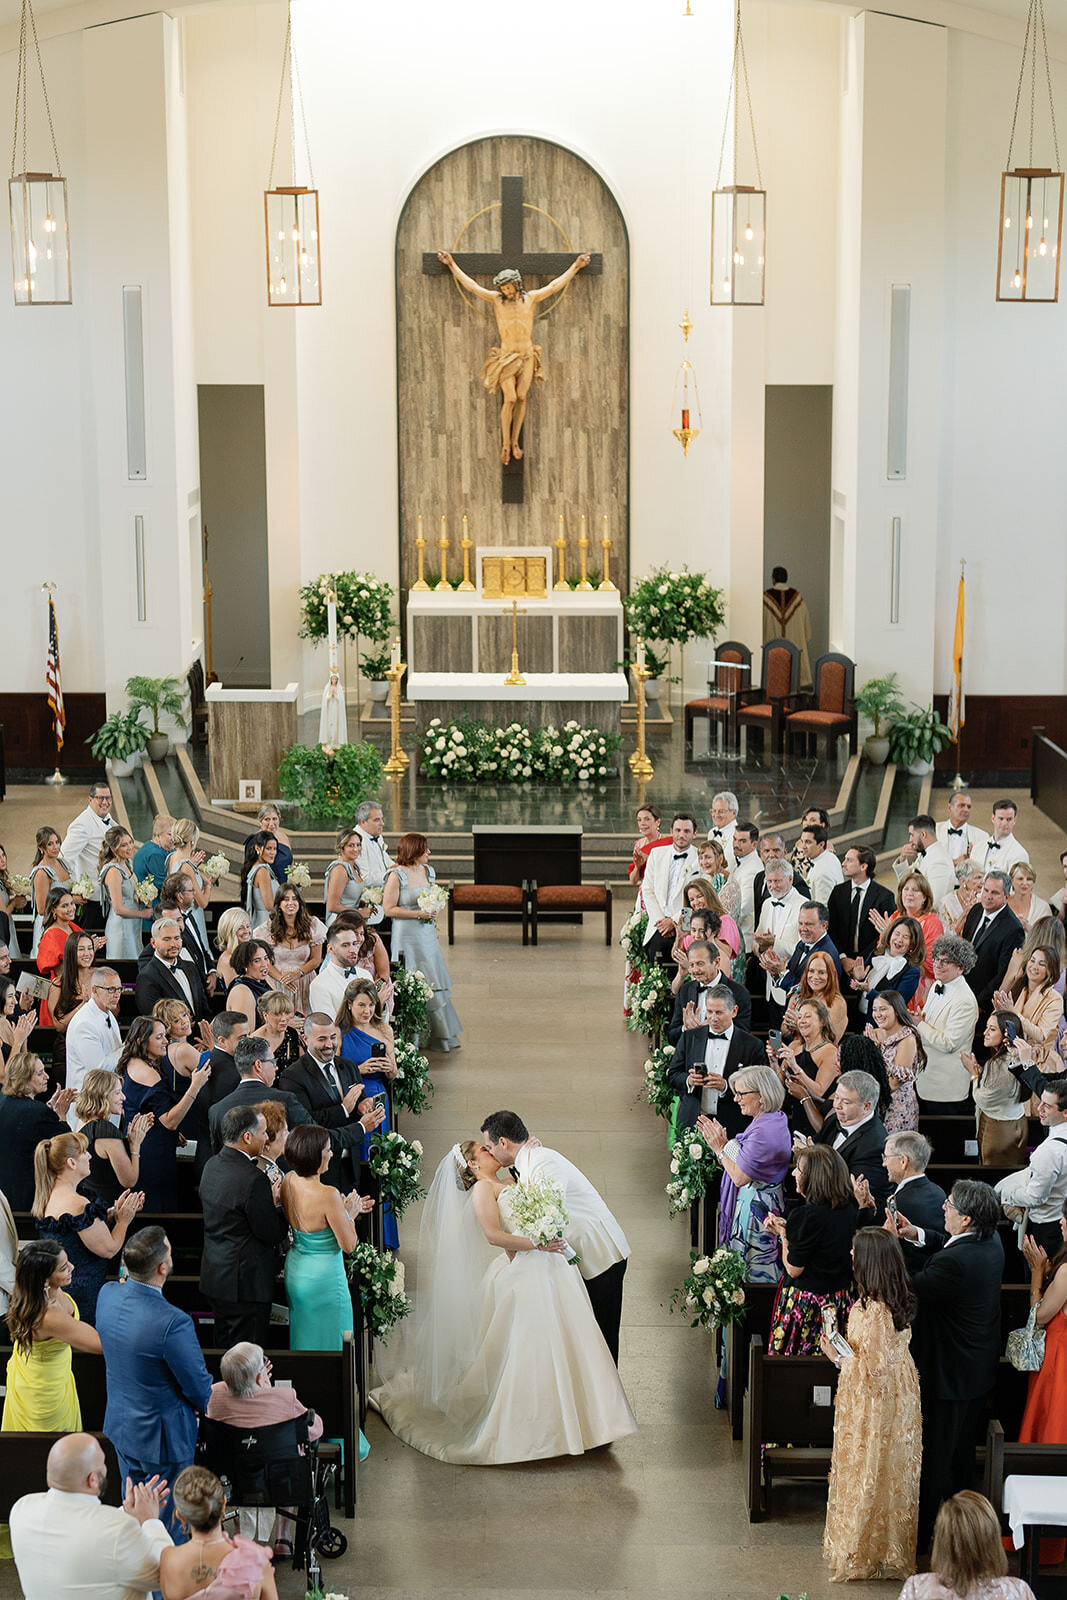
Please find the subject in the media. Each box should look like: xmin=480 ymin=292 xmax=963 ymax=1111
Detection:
xmin=370 ymin=1142 xmax=636 ymax=1466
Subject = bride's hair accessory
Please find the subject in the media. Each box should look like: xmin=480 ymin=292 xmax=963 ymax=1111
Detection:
xmin=450 ymin=1142 xmax=467 ymax=1175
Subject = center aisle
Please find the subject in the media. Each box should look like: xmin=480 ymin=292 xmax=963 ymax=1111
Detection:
xmin=355 ymin=912 xmax=899 ymax=1599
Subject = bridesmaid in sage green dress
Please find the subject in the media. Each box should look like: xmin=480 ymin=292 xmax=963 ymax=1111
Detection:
xmin=280 ymin=1123 xmax=375 ymax=1459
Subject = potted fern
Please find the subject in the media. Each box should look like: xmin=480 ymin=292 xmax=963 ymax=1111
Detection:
xmin=888 ymin=702 xmax=953 ymax=776
xmin=854 ymin=673 xmax=905 ymax=766
xmin=125 ymin=675 xmax=187 ymax=762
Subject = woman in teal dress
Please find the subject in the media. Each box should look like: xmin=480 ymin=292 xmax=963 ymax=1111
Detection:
xmin=280 ymin=1124 xmax=374 ymax=1458
xmin=382 ymin=833 xmax=461 ymax=1052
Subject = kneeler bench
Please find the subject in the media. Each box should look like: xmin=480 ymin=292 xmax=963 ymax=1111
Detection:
xmin=529 ymin=881 xmax=612 ymax=946
xmin=448 ymin=883 xmax=529 ymax=945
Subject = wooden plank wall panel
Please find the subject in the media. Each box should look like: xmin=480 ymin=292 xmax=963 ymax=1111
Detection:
xmin=477 ymin=616 xmax=553 ymax=675
xmin=0 ymin=693 xmax=106 ymax=770
xmin=397 ymin=137 xmax=629 ymax=605
xmin=933 ymin=695 xmax=1067 ymax=773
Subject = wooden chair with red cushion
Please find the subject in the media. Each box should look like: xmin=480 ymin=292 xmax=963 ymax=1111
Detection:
xmin=784 ymin=652 xmax=857 ymax=759
xmin=683 ymin=640 xmax=753 ymax=752
xmin=736 ymin=638 xmax=800 ymax=755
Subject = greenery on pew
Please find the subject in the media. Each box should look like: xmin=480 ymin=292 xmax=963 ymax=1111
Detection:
xmin=642 ymin=1043 xmax=676 ymax=1120
xmin=346 ymin=1242 xmax=411 ymax=1341
xmin=666 ymin=1127 xmax=719 ymax=1215
xmin=367 ymin=1130 xmax=425 ymax=1219
xmin=670 ymin=1247 xmax=746 ymax=1331
xmin=391 ymin=1040 xmax=434 ymax=1115
xmin=619 ymin=906 xmax=648 ymax=967
xmin=391 ymin=966 xmax=435 ymax=1048
xmin=626 ymin=960 xmax=674 ymax=1038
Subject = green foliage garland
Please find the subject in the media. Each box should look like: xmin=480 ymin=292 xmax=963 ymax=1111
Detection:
xmin=277 ymin=742 xmax=385 ymax=820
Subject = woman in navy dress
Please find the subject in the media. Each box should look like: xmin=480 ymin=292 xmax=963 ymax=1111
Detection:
xmin=119 ymin=1017 xmax=211 ymax=1212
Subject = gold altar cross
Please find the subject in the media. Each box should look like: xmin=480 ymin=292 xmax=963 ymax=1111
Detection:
xmin=501 ymin=599 xmax=528 ymax=686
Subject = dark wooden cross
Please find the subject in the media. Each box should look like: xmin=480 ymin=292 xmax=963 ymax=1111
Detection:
xmin=424 ymin=174 xmax=602 ymax=504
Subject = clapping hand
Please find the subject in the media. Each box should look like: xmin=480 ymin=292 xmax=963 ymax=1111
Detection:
xmin=344 ymin=1189 xmax=375 ymax=1217
xmin=123 ymin=1474 xmax=169 ymax=1524
xmin=48 ymin=1085 xmax=78 ymax=1118
xmin=1022 ymin=1235 xmax=1049 ymax=1275
xmin=682 ymin=1000 xmax=701 ymax=1033
xmin=197 ymin=1019 xmax=215 ymax=1052
xmin=851 ymin=1174 xmax=873 ymax=1210
xmin=992 ymin=988 xmax=1013 ymax=1013
xmin=126 ymin=1113 xmax=154 ymax=1149
xmin=762 ymin=1213 xmax=787 ymax=1237
xmin=869 ymin=908 xmax=892 ymax=937
xmin=359 ymin=1102 xmax=386 ymax=1134
xmin=113 ymin=1189 xmax=145 ymax=1221
xmin=695 ymin=1112 xmax=726 ymax=1152
xmin=960 ymin=1050 xmax=981 ymax=1081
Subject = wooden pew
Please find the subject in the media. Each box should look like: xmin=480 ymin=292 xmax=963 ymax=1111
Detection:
xmin=0 ymin=1431 xmax=122 ymax=1521
xmin=744 ymin=1335 xmax=838 ymax=1521
xmin=918 ymin=1115 xmax=1042 ymax=1160
xmin=0 ymin=1334 xmax=360 ymax=1519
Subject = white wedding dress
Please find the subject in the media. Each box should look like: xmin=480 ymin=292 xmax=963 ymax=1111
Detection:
xmin=370 ymin=1183 xmax=636 ymax=1465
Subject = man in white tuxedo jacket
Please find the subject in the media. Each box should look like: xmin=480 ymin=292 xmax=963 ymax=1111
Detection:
xmin=727 ymin=821 xmax=762 ymax=942
xmin=936 ymin=791 xmax=989 ymax=867
xmin=60 ymin=781 xmax=115 ymax=931
xmin=706 ymin=791 xmax=739 ymax=871
xmin=892 ymin=813 xmax=956 ymax=914
xmin=752 ymin=862 xmax=805 ymax=1005
xmin=914 ymin=934 xmax=980 ymax=1114
xmin=354 ymin=799 xmax=394 ymax=931
xmin=641 ymin=812 xmax=700 ymax=965
xmin=481 ymin=1109 xmax=630 ymax=1365
xmin=971 ymin=798 xmax=1030 ymax=876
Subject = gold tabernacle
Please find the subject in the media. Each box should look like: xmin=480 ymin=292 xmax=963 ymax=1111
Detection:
xmin=481 ymin=555 xmax=548 ymax=599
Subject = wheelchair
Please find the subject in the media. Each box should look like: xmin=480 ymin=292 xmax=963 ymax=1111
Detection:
xmin=196 ymin=1408 xmax=348 ymax=1592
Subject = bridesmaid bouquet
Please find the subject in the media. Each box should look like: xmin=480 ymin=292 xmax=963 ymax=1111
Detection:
xmin=367 ymin=1129 xmax=425 ymax=1218
xmin=358 ymin=884 xmax=383 ymax=906
xmin=70 ymin=874 xmax=93 ymax=899
xmin=202 ymin=851 xmax=230 ymax=882
xmin=133 ymin=877 xmax=158 ymax=906
xmin=346 ymin=1241 xmax=410 ymax=1340
xmin=416 ymin=884 xmax=449 ymax=918
xmin=666 ymin=1128 xmax=719 ymax=1216
xmin=285 ymin=860 xmax=312 ymax=888
xmin=6 ymin=873 xmax=31 ymax=896
xmin=670 ymin=1246 xmax=746 ymax=1331
xmin=508 ymin=1176 xmax=580 ymax=1264
xmin=391 ymin=1041 xmax=434 ymax=1115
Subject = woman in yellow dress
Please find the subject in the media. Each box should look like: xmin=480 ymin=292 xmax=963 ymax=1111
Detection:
xmin=2 ymin=1239 xmax=101 ymax=1431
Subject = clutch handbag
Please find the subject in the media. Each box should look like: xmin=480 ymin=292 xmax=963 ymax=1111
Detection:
xmin=1005 ymin=1305 xmax=1046 ymax=1372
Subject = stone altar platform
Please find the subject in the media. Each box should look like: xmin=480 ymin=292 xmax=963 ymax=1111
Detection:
xmin=407 ymin=671 xmax=628 ymax=736
xmin=406 ymin=592 xmax=623 ymax=678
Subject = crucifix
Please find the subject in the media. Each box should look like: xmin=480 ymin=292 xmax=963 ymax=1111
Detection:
xmin=425 ymin=175 xmax=602 ymax=504
xmin=501 ymin=599 xmax=528 ymax=686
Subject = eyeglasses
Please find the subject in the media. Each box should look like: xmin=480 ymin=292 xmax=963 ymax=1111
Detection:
xmin=94 ymin=985 xmax=121 ymax=995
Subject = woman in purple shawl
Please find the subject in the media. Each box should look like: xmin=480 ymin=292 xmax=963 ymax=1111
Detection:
xmin=698 ymin=1064 xmax=792 ymax=1281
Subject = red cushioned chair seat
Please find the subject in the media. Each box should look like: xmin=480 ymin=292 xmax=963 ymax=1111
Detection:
xmin=537 ymin=884 xmax=608 ymax=907
xmin=685 ymin=697 xmax=730 ymax=713
xmin=452 ymin=884 xmax=523 ymax=908
xmin=742 ymin=703 xmax=773 ymax=719
xmin=787 ymin=710 xmax=850 ymax=729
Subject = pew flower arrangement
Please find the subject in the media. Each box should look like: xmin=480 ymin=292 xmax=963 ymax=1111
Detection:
xmin=671 ymin=1246 xmax=747 ymax=1330
xmin=418 ymin=717 xmax=621 ymax=784
xmin=391 ymin=1040 xmax=434 ymax=1115
xmin=367 ymin=1130 xmax=424 ymax=1219
xmin=346 ymin=1241 xmax=410 ymax=1340
xmin=643 ymin=1043 xmax=677 ymax=1121
xmin=625 ymin=960 xmax=674 ymax=1039
xmin=619 ymin=907 xmax=649 ymax=968
xmin=390 ymin=966 xmax=434 ymax=1047
xmin=666 ymin=1127 xmax=719 ymax=1215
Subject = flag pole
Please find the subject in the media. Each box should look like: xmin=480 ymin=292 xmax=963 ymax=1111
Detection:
xmin=42 ymin=581 xmax=69 ymax=786
xmin=950 ymin=558 xmax=966 ymax=792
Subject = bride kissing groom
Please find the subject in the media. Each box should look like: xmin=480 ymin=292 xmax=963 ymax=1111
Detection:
xmin=369 ymin=1110 xmax=636 ymax=1466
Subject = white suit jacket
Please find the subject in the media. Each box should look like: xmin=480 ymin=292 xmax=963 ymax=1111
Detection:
xmin=754 ymin=885 xmax=806 ymax=963
xmin=308 ymin=958 xmax=351 ymax=1019
xmin=894 ymin=841 xmax=955 ymax=914
xmin=806 ymin=850 xmax=844 ymax=903
xmin=915 ymin=976 xmax=979 ymax=1101
xmin=936 ymin=819 xmax=989 ymax=864
xmin=641 ymin=844 xmax=699 ymax=942
xmin=728 ymin=851 xmax=762 ymax=941
xmin=10 ymin=1488 xmax=172 ymax=1600
xmin=65 ymin=999 xmax=122 ymax=1096
xmin=973 ymin=834 xmax=1030 ymax=876
xmin=60 ymin=806 xmax=111 ymax=902
xmin=355 ymin=827 xmax=394 ymax=924
xmin=515 ymin=1143 xmax=629 ymax=1281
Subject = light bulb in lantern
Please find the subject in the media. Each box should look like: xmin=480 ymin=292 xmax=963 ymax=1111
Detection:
xmin=1013 ymin=269 xmax=1022 ymax=287
xmin=1026 ymin=213 xmax=1033 ymax=229
xmin=1039 ymin=239 xmax=1047 ymax=255
xmin=277 ymin=230 xmax=285 ymax=241
xmin=1044 ymin=215 xmax=1049 ymax=228
xmin=291 ymin=225 xmax=300 ymax=240
xmin=279 ymin=274 xmax=288 ymax=293
xmin=1004 ymin=214 xmax=1012 ymax=228
xmin=733 ymin=250 xmax=741 ymax=264
xmin=311 ymin=230 xmax=318 ymax=241
xmin=722 ymin=277 xmax=731 ymax=294
xmin=744 ymin=223 xmax=753 ymax=240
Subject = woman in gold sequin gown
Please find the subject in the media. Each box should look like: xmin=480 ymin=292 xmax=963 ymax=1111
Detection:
xmin=821 ymin=1228 xmax=922 ymax=1582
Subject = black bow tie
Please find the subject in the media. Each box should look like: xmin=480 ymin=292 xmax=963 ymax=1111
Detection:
xmin=933 ymin=983 xmax=945 ymax=995
xmin=988 ymin=842 xmax=1001 ymax=850
xmin=673 ymin=853 xmax=689 ymax=861
xmin=707 ymin=1032 xmax=729 ymax=1041
xmin=770 ymin=899 xmax=784 ymax=908
xmin=947 ymin=827 xmax=964 ymax=836
xmin=341 ymin=967 xmax=359 ymax=977
xmin=711 ymin=828 xmax=723 ymax=837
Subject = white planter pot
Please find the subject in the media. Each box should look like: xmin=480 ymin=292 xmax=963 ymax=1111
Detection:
xmin=907 ymin=757 xmax=934 ymax=777
xmin=110 ymin=755 xmax=138 ymax=778
xmin=863 ymin=736 xmax=891 ymax=766
xmin=146 ymin=734 xmax=170 ymax=762
xmin=368 ymin=680 xmax=390 ymax=703
xmin=644 ymin=678 xmax=662 ymax=700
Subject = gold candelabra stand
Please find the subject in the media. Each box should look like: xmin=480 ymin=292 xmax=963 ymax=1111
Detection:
xmin=383 ymin=658 xmax=409 ymax=775
xmin=628 ymin=663 xmax=654 ymax=778
xmin=598 ymin=517 xmax=617 ymax=591
xmin=553 ymin=521 xmax=569 ymax=591
xmin=458 ymin=514 xmax=475 ymax=592
xmin=577 ymin=515 xmax=593 ymax=591
xmin=501 ymin=599 xmax=527 ymax=686
xmin=435 ymin=517 xmax=451 ymax=591
xmin=412 ymin=517 xmax=430 ymax=591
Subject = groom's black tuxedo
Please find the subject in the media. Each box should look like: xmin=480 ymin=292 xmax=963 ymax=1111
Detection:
xmin=667 ymin=1025 xmax=766 ymax=1134
xmin=667 ymin=976 xmax=751 ymax=1045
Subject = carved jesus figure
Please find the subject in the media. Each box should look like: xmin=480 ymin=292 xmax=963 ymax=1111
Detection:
xmin=437 ymin=249 xmax=590 ymax=464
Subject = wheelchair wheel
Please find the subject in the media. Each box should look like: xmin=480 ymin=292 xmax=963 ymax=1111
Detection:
xmin=317 ymin=1526 xmax=348 ymax=1559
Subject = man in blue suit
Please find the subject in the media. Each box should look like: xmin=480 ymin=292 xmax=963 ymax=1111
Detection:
xmin=96 ymin=1226 xmax=212 ymax=1540
xmin=759 ymin=900 xmax=842 ymax=1022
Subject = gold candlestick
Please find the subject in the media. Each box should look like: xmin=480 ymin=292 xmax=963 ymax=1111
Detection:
xmin=435 ymin=516 xmax=451 ymax=591
xmin=598 ymin=515 xmax=617 ymax=591
xmin=501 ymin=599 xmax=527 ymax=686
xmin=412 ymin=515 xmax=430 ymax=591
xmin=553 ymin=515 xmax=569 ymax=591
xmin=577 ymin=515 xmax=593 ymax=591
xmin=628 ymin=662 xmax=654 ymax=777
xmin=458 ymin=513 xmax=475 ymax=592
xmin=383 ymin=658 xmax=409 ymax=774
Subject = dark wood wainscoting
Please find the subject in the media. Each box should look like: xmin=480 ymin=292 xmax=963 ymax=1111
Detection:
xmin=933 ymin=695 xmax=1067 ymax=780
xmin=0 ymin=693 xmax=106 ymax=772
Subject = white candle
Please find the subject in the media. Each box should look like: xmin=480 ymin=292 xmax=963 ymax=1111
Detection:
xmin=327 ymin=586 xmax=338 ymax=667
xmin=636 ymin=636 xmax=645 ymax=670
xmin=391 ymin=635 xmax=401 ymax=669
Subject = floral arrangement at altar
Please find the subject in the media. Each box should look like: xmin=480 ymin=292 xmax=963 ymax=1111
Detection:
xmin=298 ymin=570 xmax=395 ymax=644
xmin=625 ymin=564 xmax=725 ymax=650
xmin=419 ymin=718 xmax=621 ymax=783
xmin=670 ymin=1246 xmax=747 ymax=1330
xmin=277 ymin=742 xmax=384 ymax=820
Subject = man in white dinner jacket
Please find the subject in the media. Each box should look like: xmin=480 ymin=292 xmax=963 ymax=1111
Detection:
xmin=354 ymin=799 xmax=394 ymax=932
xmin=751 ymin=861 xmax=806 ymax=1015
xmin=892 ymin=813 xmax=956 ymax=914
xmin=481 ymin=1109 xmax=631 ymax=1365
xmin=65 ymin=968 xmax=124 ymax=1105
xmin=914 ymin=934 xmax=981 ymax=1115
xmin=641 ymin=812 xmax=699 ymax=965
xmin=936 ymin=790 xmax=989 ymax=867
xmin=60 ymin=780 xmax=115 ymax=932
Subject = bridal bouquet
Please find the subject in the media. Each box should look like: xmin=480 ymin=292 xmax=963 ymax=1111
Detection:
xmin=70 ymin=874 xmax=93 ymax=899
xmin=670 ymin=1246 xmax=747 ymax=1331
xmin=359 ymin=884 xmax=383 ymax=907
xmin=202 ymin=851 xmax=230 ymax=882
xmin=507 ymin=1177 xmax=580 ymax=1265
xmin=284 ymin=860 xmax=311 ymax=889
xmin=367 ymin=1129 xmax=424 ymax=1219
xmin=666 ymin=1128 xmax=719 ymax=1216
xmin=416 ymin=884 xmax=448 ymax=918
xmin=346 ymin=1241 xmax=410 ymax=1340
xmin=390 ymin=966 xmax=434 ymax=1047
xmin=132 ymin=877 xmax=158 ymax=907
xmin=391 ymin=1040 xmax=434 ymax=1115
xmin=642 ymin=1043 xmax=677 ymax=1121
xmin=6 ymin=873 xmax=31 ymax=896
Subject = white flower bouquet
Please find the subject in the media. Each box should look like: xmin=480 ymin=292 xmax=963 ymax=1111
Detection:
xmin=416 ymin=884 xmax=448 ymax=917
xmin=132 ymin=877 xmax=158 ymax=907
xmin=70 ymin=875 xmax=93 ymax=899
xmin=6 ymin=873 xmax=31 ymax=896
xmin=285 ymin=860 xmax=312 ymax=889
xmin=202 ymin=851 xmax=230 ymax=882
xmin=670 ymin=1246 xmax=747 ymax=1330
xmin=358 ymin=884 xmax=383 ymax=906
xmin=507 ymin=1176 xmax=580 ymax=1265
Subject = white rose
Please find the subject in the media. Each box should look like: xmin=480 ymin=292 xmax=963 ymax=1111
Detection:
xmin=670 ymin=1159 xmax=680 ymax=1175
xmin=732 ymin=1289 xmax=746 ymax=1304
xmin=702 ymin=1288 xmax=716 ymax=1306
xmin=688 ymin=1144 xmax=703 ymax=1161
xmin=685 ymin=1293 xmax=697 ymax=1309
xmin=693 ymin=1257 xmax=711 ymax=1275
xmin=411 ymin=1140 xmax=423 ymax=1154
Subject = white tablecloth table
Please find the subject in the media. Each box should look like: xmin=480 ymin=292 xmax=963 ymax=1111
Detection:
xmin=1003 ymin=1474 xmax=1067 ymax=1549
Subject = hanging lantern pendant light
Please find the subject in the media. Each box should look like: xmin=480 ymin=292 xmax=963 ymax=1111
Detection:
xmin=996 ymin=0 xmax=1063 ymax=301
xmin=9 ymin=0 xmax=71 ymax=305
xmin=710 ymin=0 xmax=765 ymax=307
xmin=265 ymin=2 xmax=322 ymax=307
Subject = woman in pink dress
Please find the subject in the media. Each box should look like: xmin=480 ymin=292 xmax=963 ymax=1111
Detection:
xmin=253 ymin=884 xmax=326 ymax=1016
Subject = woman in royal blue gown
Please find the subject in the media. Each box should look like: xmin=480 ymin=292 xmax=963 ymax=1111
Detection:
xmin=336 ymin=978 xmax=400 ymax=1250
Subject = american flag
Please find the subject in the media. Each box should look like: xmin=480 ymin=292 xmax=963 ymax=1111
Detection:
xmin=46 ymin=595 xmax=65 ymax=752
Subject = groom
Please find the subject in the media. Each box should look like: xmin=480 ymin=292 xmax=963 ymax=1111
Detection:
xmin=480 ymin=1110 xmax=630 ymax=1365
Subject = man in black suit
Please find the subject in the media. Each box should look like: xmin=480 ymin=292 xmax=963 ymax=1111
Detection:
xmin=667 ymin=985 xmax=766 ymax=1138
xmin=760 ymin=903 xmax=842 ymax=1023
xmin=193 ymin=1011 xmax=249 ymax=1175
xmin=207 ymin=1036 xmax=311 ymax=1152
xmin=159 ymin=872 xmax=218 ymax=1004
xmin=667 ymin=940 xmax=751 ymax=1044
xmin=894 ymin=1179 xmax=1005 ymax=1546
xmin=856 ymin=1130 xmax=947 ymax=1264
xmin=278 ymin=1013 xmax=386 ymax=1188
xmin=811 ymin=1069 xmax=890 ymax=1213
xmin=828 ymin=846 xmax=896 ymax=973
xmin=199 ymin=1105 xmax=289 ymax=1347
xmin=134 ymin=917 xmax=210 ymax=1023
xmin=752 ymin=834 xmax=809 ymax=927
xmin=960 ymin=871 xmax=1024 ymax=1016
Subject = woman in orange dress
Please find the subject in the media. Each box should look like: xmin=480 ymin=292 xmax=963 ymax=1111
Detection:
xmin=35 ymin=890 xmax=101 ymax=1025
xmin=1019 ymin=1201 xmax=1067 ymax=1563
xmin=869 ymin=871 xmax=943 ymax=1007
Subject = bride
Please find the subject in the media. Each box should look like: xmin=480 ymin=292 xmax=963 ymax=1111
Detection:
xmin=369 ymin=1141 xmax=637 ymax=1465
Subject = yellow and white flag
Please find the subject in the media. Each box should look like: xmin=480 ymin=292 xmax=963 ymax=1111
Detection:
xmin=948 ymin=568 xmax=965 ymax=741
